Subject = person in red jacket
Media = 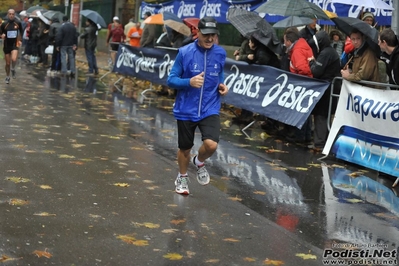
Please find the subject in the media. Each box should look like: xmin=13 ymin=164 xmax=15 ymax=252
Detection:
xmin=281 ymin=27 xmax=313 ymax=143
xmin=106 ymin=17 xmax=125 ymax=65
xmin=283 ymin=27 xmax=313 ymax=77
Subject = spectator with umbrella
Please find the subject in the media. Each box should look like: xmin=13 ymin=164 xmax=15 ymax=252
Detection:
xmin=338 ymin=21 xmax=380 ymax=84
xmin=247 ymin=34 xmax=281 ymax=68
xmin=140 ymin=12 xmax=157 ymax=48
xmin=308 ymin=30 xmax=341 ymax=151
xmin=48 ymin=16 xmax=62 ymax=75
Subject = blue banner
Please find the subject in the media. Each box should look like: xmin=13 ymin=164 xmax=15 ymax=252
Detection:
xmin=113 ymin=44 xmax=330 ymax=129
xmin=140 ymin=0 xmax=393 ymax=26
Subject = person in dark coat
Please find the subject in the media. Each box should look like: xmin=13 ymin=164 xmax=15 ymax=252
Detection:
xmin=379 ymin=28 xmax=399 ymax=89
xmin=55 ymin=16 xmax=78 ymax=77
xmin=80 ymin=19 xmax=99 ymax=75
xmin=299 ymin=18 xmax=318 ymax=59
xmin=308 ymin=30 xmax=341 ymax=150
xmin=247 ymin=35 xmax=281 ymax=68
xmin=155 ymin=26 xmax=171 ymax=47
xmin=37 ymin=20 xmax=50 ymax=66
xmin=48 ymin=18 xmax=61 ymax=73
xmin=169 ymin=30 xmax=184 ymax=48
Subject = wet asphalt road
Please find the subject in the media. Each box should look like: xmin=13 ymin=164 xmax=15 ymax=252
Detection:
xmin=0 ymin=61 xmax=398 ymax=265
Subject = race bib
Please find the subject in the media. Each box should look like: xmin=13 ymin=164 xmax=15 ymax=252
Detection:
xmin=7 ymin=30 xmax=17 ymax=38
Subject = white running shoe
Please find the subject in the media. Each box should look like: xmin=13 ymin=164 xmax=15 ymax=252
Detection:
xmin=193 ymin=156 xmax=210 ymax=185
xmin=175 ymin=175 xmax=189 ymax=195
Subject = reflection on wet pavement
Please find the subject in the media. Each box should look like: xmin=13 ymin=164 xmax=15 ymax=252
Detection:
xmin=42 ymin=67 xmax=399 ymax=252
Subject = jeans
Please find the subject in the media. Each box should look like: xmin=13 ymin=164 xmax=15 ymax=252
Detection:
xmin=85 ymin=48 xmax=98 ymax=73
xmin=60 ymin=46 xmax=75 ymax=74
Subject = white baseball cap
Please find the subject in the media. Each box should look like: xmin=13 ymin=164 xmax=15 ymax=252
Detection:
xmin=113 ymin=16 xmax=119 ymax=21
xmin=19 ymin=10 xmax=27 ymax=17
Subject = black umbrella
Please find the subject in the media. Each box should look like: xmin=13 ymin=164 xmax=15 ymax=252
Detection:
xmin=227 ymin=7 xmax=282 ymax=54
xmin=332 ymin=17 xmax=380 ymax=55
xmin=43 ymin=10 xmax=64 ymax=22
xmin=26 ymin=6 xmax=47 ymax=15
xmin=273 ymin=16 xmax=315 ymax=28
xmin=255 ymin=0 xmax=330 ymax=20
xmin=80 ymin=9 xmax=107 ymax=28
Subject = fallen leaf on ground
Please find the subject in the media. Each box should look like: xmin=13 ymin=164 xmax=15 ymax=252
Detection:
xmin=0 ymin=255 xmax=21 ymax=262
xmin=39 ymin=185 xmax=52 ymax=189
xmin=243 ymin=257 xmax=256 ymax=262
xmin=113 ymin=183 xmax=130 ymax=187
xmin=9 ymin=198 xmax=29 ymax=206
xmin=348 ymin=172 xmax=361 ymax=177
xmin=253 ymin=190 xmax=266 ymax=195
xmin=266 ymin=149 xmax=288 ymax=154
xmin=223 ymin=238 xmax=240 ymax=242
xmin=132 ymin=240 xmax=149 ymax=246
xmin=99 ymin=170 xmax=113 ymax=174
xmin=295 ymin=253 xmax=317 ymax=260
xmin=58 ymin=154 xmax=75 ymax=159
xmin=345 ymin=198 xmax=363 ymax=203
xmin=295 ymin=167 xmax=308 ymax=171
xmin=163 ymin=253 xmax=183 ymax=260
xmin=170 ymin=219 xmax=186 ymax=225
xmin=228 ymin=196 xmax=242 ymax=201
xmin=263 ymin=258 xmax=285 ymax=265
xmin=116 ymin=234 xmax=136 ymax=244
xmin=5 ymin=177 xmax=30 ymax=183
xmin=205 ymin=259 xmax=220 ymax=263
xmin=162 ymin=229 xmax=179 ymax=234
xmin=34 ymin=212 xmax=56 ymax=217
xmin=32 ymin=249 xmax=52 ymax=258
xmin=71 ymin=144 xmax=85 ymax=148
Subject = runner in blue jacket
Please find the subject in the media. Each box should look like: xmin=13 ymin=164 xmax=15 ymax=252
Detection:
xmin=167 ymin=17 xmax=229 ymax=195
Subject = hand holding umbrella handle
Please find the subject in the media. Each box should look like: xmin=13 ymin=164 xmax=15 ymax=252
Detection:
xmin=342 ymin=55 xmax=354 ymax=70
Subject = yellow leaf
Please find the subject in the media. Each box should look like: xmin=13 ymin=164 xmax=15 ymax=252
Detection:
xmin=331 ymin=164 xmax=345 ymax=168
xmin=345 ymin=198 xmax=363 ymax=203
xmin=132 ymin=239 xmax=149 ymax=246
xmin=348 ymin=172 xmax=361 ymax=177
xmin=170 ymin=219 xmax=186 ymax=225
xmin=32 ymin=249 xmax=52 ymax=258
xmin=162 ymin=229 xmax=179 ymax=234
xmin=142 ymin=222 xmax=160 ymax=229
xmin=42 ymin=150 xmax=56 ymax=154
xmin=33 ymin=212 xmax=56 ymax=217
xmin=39 ymin=185 xmax=52 ymax=190
xmin=71 ymin=144 xmax=85 ymax=148
xmin=5 ymin=177 xmax=30 ymax=183
xmin=131 ymin=147 xmax=145 ymax=150
xmin=256 ymin=146 xmax=269 ymax=150
xmin=232 ymin=131 xmax=243 ymax=136
xmin=244 ymin=257 xmax=256 ymax=262
xmin=223 ymin=120 xmax=232 ymax=127
xmin=163 ymin=253 xmax=183 ymax=260
xmin=295 ymin=167 xmax=308 ymax=171
xmin=205 ymin=259 xmax=220 ymax=263
xmin=99 ymin=170 xmax=113 ymax=174
xmin=223 ymin=238 xmax=240 ymax=242
xmin=228 ymin=196 xmax=242 ymax=202
xmin=295 ymin=253 xmax=317 ymax=260
xmin=260 ymin=132 xmax=270 ymax=140
xmin=58 ymin=154 xmax=75 ymax=159
xmin=263 ymin=258 xmax=285 ymax=265
xmin=9 ymin=198 xmax=29 ymax=206
xmin=0 ymin=255 xmax=21 ymax=262
xmin=113 ymin=183 xmax=130 ymax=187
xmin=70 ymin=161 xmax=85 ymax=165
xmin=253 ymin=190 xmax=266 ymax=195
xmin=116 ymin=234 xmax=136 ymax=244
